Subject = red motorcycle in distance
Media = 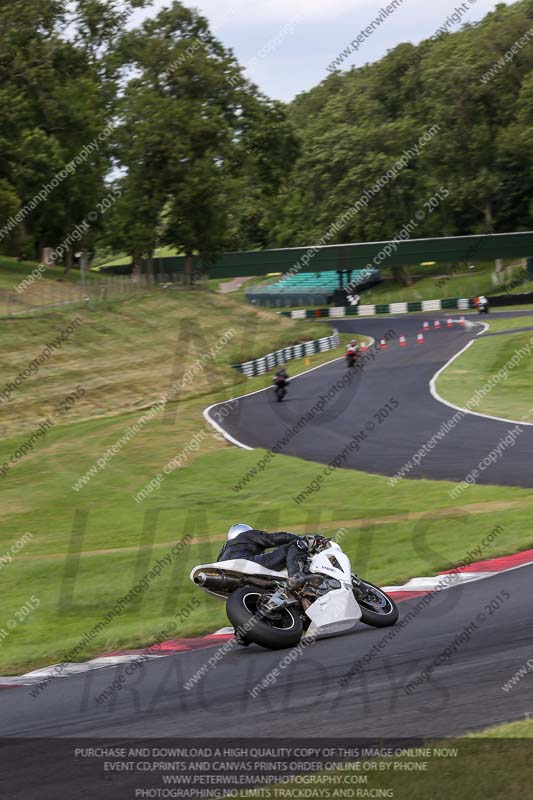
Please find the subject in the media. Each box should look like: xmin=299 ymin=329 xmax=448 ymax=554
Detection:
xmin=346 ymin=347 xmax=359 ymax=368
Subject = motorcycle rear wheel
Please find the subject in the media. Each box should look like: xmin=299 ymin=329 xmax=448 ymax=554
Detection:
xmin=227 ymin=586 xmax=303 ymax=649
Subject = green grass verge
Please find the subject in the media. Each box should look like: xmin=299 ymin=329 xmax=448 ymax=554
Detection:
xmin=436 ymin=326 xmax=533 ymax=420
xmin=481 ymin=313 xmax=533 ymax=332
xmin=1 ymin=293 xmax=533 ymax=675
xmin=1 ymin=376 xmax=532 ymax=673
xmin=469 ymin=718 xmax=533 ymax=737
xmin=0 ymin=291 xmax=327 ymax=439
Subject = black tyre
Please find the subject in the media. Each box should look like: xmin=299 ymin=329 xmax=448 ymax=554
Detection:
xmin=354 ymin=578 xmax=399 ymax=628
xmin=226 ymin=586 xmax=303 ymax=650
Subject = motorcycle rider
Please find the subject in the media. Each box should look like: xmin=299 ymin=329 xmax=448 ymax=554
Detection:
xmin=273 ymin=367 xmax=289 ymax=400
xmin=217 ymin=524 xmax=325 ymax=586
xmin=346 ymin=339 xmax=358 ymax=356
xmin=273 ymin=367 xmax=289 ymax=385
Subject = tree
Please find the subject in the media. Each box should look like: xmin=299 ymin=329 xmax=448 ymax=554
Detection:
xmin=0 ymin=0 xmax=148 ymax=264
xmin=267 ymin=0 xmax=533 ymax=266
xmin=110 ymin=1 xmax=296 ymax=277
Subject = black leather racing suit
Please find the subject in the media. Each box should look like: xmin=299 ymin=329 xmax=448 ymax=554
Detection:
xmin=217 ymin=530 xmax=307 ymax=577
xmin=274 ymin=371 xmax=289 ymax=386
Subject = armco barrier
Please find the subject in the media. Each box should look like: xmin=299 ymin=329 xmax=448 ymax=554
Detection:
xmin=279 ymin=297 xmax=474 ymax=319
xmin=232 ymin=331 xmax=340 ymax=377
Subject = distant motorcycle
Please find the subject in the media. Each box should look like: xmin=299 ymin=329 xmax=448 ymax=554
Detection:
xmin=273 ymin=377 xmax=289 ymax=402
xmin=346 ymin=349 xmax=358 ymax=368
xmin=476 ymin=296 xmax=489 ymax=314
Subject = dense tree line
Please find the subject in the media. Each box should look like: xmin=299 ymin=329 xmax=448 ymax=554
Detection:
xmin=269 ymin=0 xmax=533 ymax=248
xmin=0 ymin=0 xmax=531 ymax=275
xmin=0 ymin=0 xmax=296 ymax=276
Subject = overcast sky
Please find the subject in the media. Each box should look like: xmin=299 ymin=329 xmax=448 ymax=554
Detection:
xmin=138 ymin=0 xmax=515 ymax=101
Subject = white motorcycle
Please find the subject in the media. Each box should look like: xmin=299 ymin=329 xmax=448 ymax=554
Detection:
xmin=476 ymin=296 xmax=490 ymax=314
xmin=190 ymin=537 xmax=398 ymax=650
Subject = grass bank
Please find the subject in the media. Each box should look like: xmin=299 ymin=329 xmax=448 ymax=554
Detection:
xmin=436 ymin=325 xmax=533 ymax=421
xmin=1 ymin=293 xmax=532 ymax=674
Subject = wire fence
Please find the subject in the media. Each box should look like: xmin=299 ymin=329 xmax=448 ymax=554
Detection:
xmin=0 ymin=271 xmax=209 ymax=318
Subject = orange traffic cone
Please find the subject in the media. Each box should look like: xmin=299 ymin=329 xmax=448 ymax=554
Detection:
xmin=447 ymin=318 xmax=453 ymax=327
xmin=423 ymin=321 xmax=429 ymax=331
xmin=417 ymin=333 xmax=424 ymax=344
xmin=380 ymin=337 xmax=387 ymax=349
xmin=460 ymin=316 xmax=466 ymax=325
xmin=360 ymin=341 xmax=367 ymax=353
xmin=399 ymin=335 xmax=406 ymax=347
xmin=434 ymin=320 xmax=441 ymax=329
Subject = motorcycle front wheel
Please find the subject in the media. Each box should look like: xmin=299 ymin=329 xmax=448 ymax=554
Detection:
xmin=226 ymin=586 xmax=303 ymax=649
xmin=354 ymin=578 xmax=399 ymax=628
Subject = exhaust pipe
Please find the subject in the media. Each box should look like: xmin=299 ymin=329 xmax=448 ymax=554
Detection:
xmin=194 ymin=572 xmax=278 ymax=591
xmin=194 ymin=572 xmax=243 ymax=591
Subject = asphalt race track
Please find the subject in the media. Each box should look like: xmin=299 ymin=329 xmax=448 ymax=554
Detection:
xmin=0 ymin=564 xmax=531 ymax=742
xmin=1 ymin=311 xmax=532 ymax=796
xmin=207 ymin=311 xmax=533 ymax=488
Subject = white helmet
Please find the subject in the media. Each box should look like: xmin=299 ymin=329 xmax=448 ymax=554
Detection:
xmin=227 ymin=523 xmax=253 ymax=541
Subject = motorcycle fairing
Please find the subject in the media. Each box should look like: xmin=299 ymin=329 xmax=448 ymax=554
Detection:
xmin=190 ymin=545 xmax=362 ymax=637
